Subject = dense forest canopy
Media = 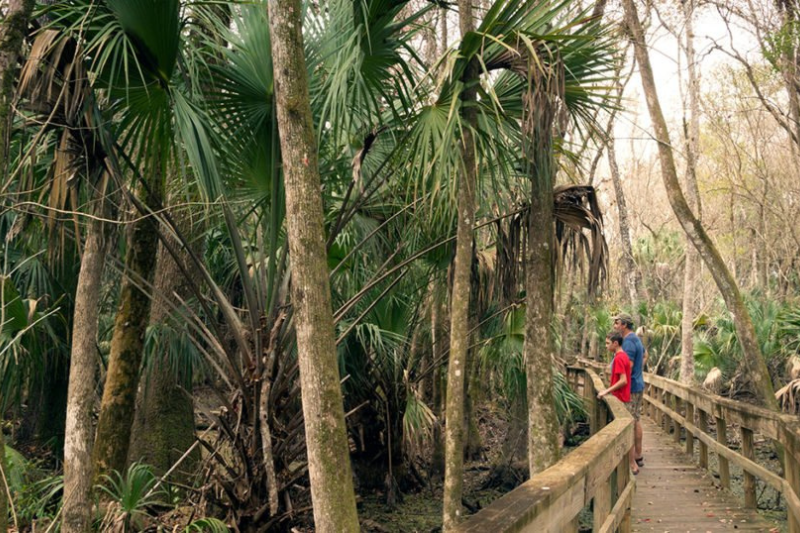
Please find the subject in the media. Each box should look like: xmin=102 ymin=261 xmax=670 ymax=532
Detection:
xmin=0 ymin=0 xmax=799 ymax=531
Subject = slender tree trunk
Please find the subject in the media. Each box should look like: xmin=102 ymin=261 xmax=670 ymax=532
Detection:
xmin=430 ymin=295 xmax=445 ymax=479
xmin=623 ymin=0 xmax=779 ymax=409
xmin=63 ymin=191 xmax=109 ymax=533
xmin=442 ymin=2 xmax=478 ymax=527
xmin=0 ymin=3 xmax=35 ymax=529
xmin=607 ymin=134 xmax=639 ymax=310
xmin=679 ymin=0 xmax=702 ymax=385
xmin=464 ymin=312 xmax=482 ymax=461
xmin=128 ymin=206 xmax=199 ymax=479
xmin=93 ymin=175 xmax=162 ymax=480
xmin=0 ymin=0 xmax=34 ymax=174
xmin=523 ymin=63 xmax=561 ymax=474
xmin=267 ymin=0 xmax=359 ymax=530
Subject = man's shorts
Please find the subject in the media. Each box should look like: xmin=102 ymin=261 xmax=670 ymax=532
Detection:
xmin=627 ymin=392 xmax=642 ymax=421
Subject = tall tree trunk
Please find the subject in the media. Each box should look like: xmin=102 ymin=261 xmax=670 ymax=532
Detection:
xmin=0 ymin=3 xmax=35 ymax=529
xmin=607 ymin=134 xmax=639 ymax=310
xmin=430 ymin=295 xmax=445 ymax=479
xmin=523 ymin=63 xmax=561 ymax=474
xmin=128 ymin=206 xmax=199 ymax=479
xmin=442 ymin=1 xmax=478 ymax=528
xmin=463 ymin=312 xmax=482 ymax=461
xmin=267 ymin=0 xmax=360 ymax=530
xmin=93 ymin=175 xmax=162 ymax=480
xmin=623 ymin=0 xmax=779 ymax=409
xmin=679 ymin=0 xmax=702 ymax=385
xmin=63 ymin=191 xmax=109 ymax=533
xmin=0 ymin=0 xmax=34 ymax=174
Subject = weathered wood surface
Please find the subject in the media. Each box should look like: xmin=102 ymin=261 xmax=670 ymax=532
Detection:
xmin=454 ymin=367 xmax=634 ymax=533
xmin=631 ymin=418 xmax=778 ymax=532
xmin=580 ymin=357 xmax=800 ymax=530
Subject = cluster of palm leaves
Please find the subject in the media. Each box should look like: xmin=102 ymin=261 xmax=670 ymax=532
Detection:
xmin=2 ymin=0 xmax=619 ymax=529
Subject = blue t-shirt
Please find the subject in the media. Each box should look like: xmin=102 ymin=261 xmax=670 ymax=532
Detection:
xmin=623 ymin=333 xmax=645 ymax=393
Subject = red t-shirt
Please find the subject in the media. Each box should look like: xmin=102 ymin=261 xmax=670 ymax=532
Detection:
xmin=611 ymin=349 xmax=632 ymax=403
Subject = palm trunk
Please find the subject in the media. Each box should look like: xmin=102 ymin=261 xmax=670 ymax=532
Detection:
xmin=267 ymin=0 xmax=359 ymax=530
xmin=63 ymin=195 xmax=109 ymax=533
xmin=442 ymin=3 xmax=478 ymax=528
xmin=93 ymin=176 xmax=162 ymax=480
xmin=128 ymin=206 xmax=199 ymax=479
xmin=523 ymin=62 xmax=562 ymax=474
xmin=0 ymin=3 xmax=35 ymax=529
xmin=0 ymin=0 xmax=34 ymax=174
xmin=679 ymin=0 xmax=702 ymax=385
xmin=623 ymin=0 xmax=779 ymax=409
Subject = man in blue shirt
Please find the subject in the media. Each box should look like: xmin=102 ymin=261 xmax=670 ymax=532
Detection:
xmin=614 ymin=313 xmax=646 ymax=467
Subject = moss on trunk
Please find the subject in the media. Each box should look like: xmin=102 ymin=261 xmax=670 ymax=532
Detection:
xmin=93 ymin=177 xmax=162 ymax=480
xmin=128 ymin=205 xmax=200 ymax=481
xmin=267 ymin=0 xmax=360 ymax=529
xmin=522 ymin=62 xmax=562 ymax=475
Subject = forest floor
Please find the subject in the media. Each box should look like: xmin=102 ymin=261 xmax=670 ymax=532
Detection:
xmin=358 ymin=402 xmax=590 ymax=533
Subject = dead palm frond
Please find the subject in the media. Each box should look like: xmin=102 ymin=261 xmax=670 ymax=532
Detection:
xmin=493 ymin=184 xmax=608 ymax=306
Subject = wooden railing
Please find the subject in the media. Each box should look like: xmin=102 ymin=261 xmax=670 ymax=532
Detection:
xmin=454 ymin=366 xmax=634 ymax=533
xmin=580 ymin=358 xmax=800 ymax=533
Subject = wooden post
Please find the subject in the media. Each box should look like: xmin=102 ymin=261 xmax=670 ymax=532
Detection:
xmin=661 ymin=391 xmax=669 ymax=432
xmin=566 ymin=515 xmax=580 ymax=533
xmin=593 ymin=475 xmax=612 ymax=532
xmin=597 ymin=399 xmax=608 ymax=431
xmin=673 ymin=396 xmax=682 ymax=443
xmin=616 ymin=456 xmax=632 ymax=533
xmin=741 ymin=427 xmax=757 ymax=509
xmin=783 ymin=428 xmax=800 ymax=533
xmin=585 ymin=374 xmax=597 ymax=436
xmin=645 ymin=384 xmax=652 ymax=419
xmin=685 ymin=402 xmax=695 ymax=456
xmin=698 ymin=409 xmax=708 ymax=469
xmin=715 ymin=416 xmax=730 ymax=489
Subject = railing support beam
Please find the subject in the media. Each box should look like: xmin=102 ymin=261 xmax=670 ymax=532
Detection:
xmin=742 ymin=427 xmax=757 ymax=509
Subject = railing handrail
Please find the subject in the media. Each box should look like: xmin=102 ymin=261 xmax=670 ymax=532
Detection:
xmin=454 ymin=366 xmax=635 ymax=533
xmin=577 ymin=357 xmax=800 ymax=533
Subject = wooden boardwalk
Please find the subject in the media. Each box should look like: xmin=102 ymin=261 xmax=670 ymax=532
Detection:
xmin=631 ymin=418 xmax=778 ymax=532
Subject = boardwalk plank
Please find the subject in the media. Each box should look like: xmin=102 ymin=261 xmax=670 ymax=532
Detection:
xmin=630 ymin=418 xmax=779 ymax=533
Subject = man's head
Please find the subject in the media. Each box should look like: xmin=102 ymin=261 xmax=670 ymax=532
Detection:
xmin=606 ymin=331 xmax=624 ymax=353
xmin=613 ymin=313 xmax=634 ymax=333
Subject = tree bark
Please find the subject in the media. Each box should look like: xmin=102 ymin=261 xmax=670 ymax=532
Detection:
xmin=0 ymin=0 xmax=34 ymax=175
xmin=607 ymin=133 xmax=639 ymax=310
xmin=63 ymin=193 xmax=109 ymax=533
xmin=679 ymin=0 xmax=702 ymax=385
xmin=523 ymin=64 xmax=561 ymax=474
xmin=267 ymin=0 xmax=360 ymax=530
xmin=623 ymin=0 xmax=779 ymax=408
xmin=442 ymin=2 xmax=478 ymax=528
xmin=0 ymin=3 xmax=35 ymax=529
xmin=128 ymin=206 xmax=199 ymax=480
xmin=93 ymin=176 xmax=162 ymax=480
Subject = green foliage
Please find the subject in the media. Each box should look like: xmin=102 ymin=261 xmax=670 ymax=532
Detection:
xmin=182 ymin=518 xmax=231 ymax=532
xmin=98 ymin=463 xmax=164 ymax=532
xmin=480 ymin=305 xmax=585 ymax=424
xmin=2 ymin=446 xmax=63 ymax=527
